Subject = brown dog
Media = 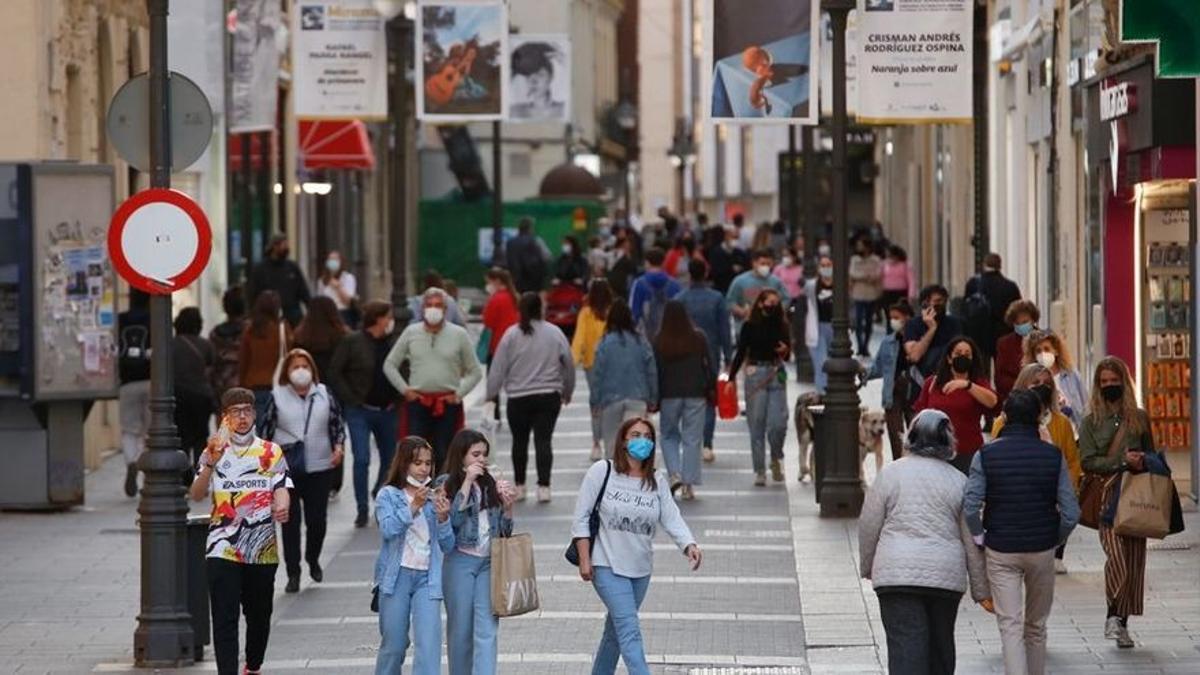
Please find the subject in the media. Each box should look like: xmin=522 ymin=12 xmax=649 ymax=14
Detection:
xmin=793 ymin=392 xmax=822 ymax=482
xmin=858 ymin=408 xmax=887 ymax=478
xmin=794 ymin=395 xmax=888 ymax=482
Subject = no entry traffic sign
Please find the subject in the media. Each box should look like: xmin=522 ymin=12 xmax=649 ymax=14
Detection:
xmin=108 ymin=189 xmax=212 ymax=294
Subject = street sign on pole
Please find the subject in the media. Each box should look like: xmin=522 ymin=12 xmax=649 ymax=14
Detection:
xmin=107 ymin=71 xmax=214 ymax=173
xmin=1121 ymin=0 xmax=1200 ymax=78
xmin=107 ymin=188 xmax=212 ymax=294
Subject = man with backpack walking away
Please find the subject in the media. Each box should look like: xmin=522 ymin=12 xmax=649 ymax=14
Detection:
xmin=628 ymin=247 xmax=682 ymax=340
xmin=963 ymin=253 xmax=1022 ymax=366
xmin=505 ymin=217 xmax=552 ymax=294
xmin=118 ymin=289 xmax=153 ymax=497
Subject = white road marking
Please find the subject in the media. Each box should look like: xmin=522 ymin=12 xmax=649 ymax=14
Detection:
xmin=306 ymin=574 xmax=796 ymax=591
xmin=94 ymin=653 xmax=808 ymax=671
xmin=336 ymin=542 xmax=794 ymax=557
xmin=273 ymin=610 xmax=805 ymax=627
xmin=702 ymin=529 xmax=792 ymax=539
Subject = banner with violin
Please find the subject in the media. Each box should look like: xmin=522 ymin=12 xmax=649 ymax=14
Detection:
xmin=416 ymin=0 xmax=508 ymax=121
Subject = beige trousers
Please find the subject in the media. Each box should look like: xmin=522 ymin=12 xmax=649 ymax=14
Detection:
xmin=986 ymin=547 xmax=1057 ymax=675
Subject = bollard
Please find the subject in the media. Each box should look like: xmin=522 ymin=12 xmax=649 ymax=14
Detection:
xmin=186 ymin=514 xmax=211 ymax=660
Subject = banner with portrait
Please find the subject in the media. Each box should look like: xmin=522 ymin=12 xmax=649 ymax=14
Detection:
xmin=416 ymin=0 xmax=508 ymax=121
xmin=703 ymin=0 xmax=820 ymax=124
xmin=508 ymin=34 xmax=571 ymax=123
xmin=293 ymin=1 xmax=389 ymax=120
xmin=855 ymin=0 xmax=974 ymax=124
xmin=230 ymin=0 xmax=280 ymax=133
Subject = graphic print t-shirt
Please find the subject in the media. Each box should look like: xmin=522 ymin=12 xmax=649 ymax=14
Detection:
xmin=198 ymin=439 xmax=290 ymax=564
xmin=586 ymin=468 xmax=695 ymax=578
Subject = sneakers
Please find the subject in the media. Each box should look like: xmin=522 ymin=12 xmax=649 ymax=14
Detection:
xmin=590 ymin=444 xmax=603 ymax=461
xmin=1104 ymin=616 xmax=1123 ymax=639
xmin=754 ymin=472 xmax=767 ymax=487
xmin=770 ymin=459 xmax=784 ymax=482
xmin=285 ymin=575 xmax=300 ymax=593
xmin=536 ymin=486 xmax=551 ymax=503
xmin=1054 ymin=559 xmax=1067 ymax=575
xmin=681 ymin=485 xmax=695 ymax=501
xmin=669 ymin=474 xmax=683 ymax=496
xmin=514 ymin=485 xmax=527 ymax=502
xmin=124 ymin=463 xmax=138 ymax=497
xmin=354 ymin=510 xmax=368 ymax=528
xmin=702 ymin=447 xmax=715 ymax=463
xmin=1116 ymin=626 xmax=1135 ymax=649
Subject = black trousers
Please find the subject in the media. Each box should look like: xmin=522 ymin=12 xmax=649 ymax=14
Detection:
xmin=207 ymin=558 xmax=277 ymax=675
xmin=877 ymin=589 xmax=962 ymax=675
xmin=506 ymin=392 xmax=562 ymax=486
xmin=281 ymin=468 xmax=335 ymax=577
xmin=406 ymin=400 xmax=462 ymax=471
xmin=175 ymin=390 xmax=213 ymax=465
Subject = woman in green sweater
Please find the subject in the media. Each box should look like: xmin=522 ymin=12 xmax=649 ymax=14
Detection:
xmin=1077 ymin=356 xmax=1156 ymax=650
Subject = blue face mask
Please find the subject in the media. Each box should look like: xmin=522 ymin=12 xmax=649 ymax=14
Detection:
xmin=1014 ymin=322 xmax=1034 ymax=337
xmin=627 ymin=437 xmax=654 ymax=461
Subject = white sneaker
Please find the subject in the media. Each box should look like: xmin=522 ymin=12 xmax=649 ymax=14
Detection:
xmin=1116 ymin=625 xmax=1135 ymax=649
xmin=590 ymin=445 xmax=603 ymax=461
xmin=536 ymin=486 xmax=551 ymax=503
xmin=702 ymin=447 xmax=715 ymax=463
xmin=754 ymin=473 xmax=767 ymax=487
xmin=514 ymin=485 xmax=527 ymax=502
xmin=681 ymin=485 xmax=695 ymax=501
xmin=1054 ymin=559 xmax=1067 ymax=575
xmin=1104 ymin=616 xmax=1122 ymax=640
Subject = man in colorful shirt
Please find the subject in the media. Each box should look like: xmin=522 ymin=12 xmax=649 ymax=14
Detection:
xmin=190 ymin=387 xmax=291 ymax=675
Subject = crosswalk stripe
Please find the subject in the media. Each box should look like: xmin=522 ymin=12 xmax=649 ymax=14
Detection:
xmin=274 ymin=610 xmax=805 ymax=627
xmin=93 ymin=653 xmax=808 ymax=671
xmin=304 ymin=574 xmax=796 ymax=591
xmin=337 ymin=542 xmax=792 ymax=557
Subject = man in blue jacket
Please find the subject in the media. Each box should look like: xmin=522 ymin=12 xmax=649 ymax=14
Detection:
xmin=674 ymin=259 xmax=732 ymax=462
xmin=964 ymin=389 xmax=1080 ymax=675
xmin=628 ymin=247 xmax=682 ymax=340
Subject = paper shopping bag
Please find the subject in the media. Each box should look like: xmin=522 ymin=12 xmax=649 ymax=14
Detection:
xmin=491 ymin=532 xmax=539 ymax=617
xmin=1113 ymin=472 xmax=1174 ymax=540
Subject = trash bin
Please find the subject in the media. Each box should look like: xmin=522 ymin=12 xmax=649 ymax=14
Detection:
xmin=810 ymin=404 xmax=827 ymax=503
xmin=187 ymin=514 xmax=211 ymax=661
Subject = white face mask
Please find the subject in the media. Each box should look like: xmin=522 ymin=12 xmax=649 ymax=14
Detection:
xmin=288 ymin=367 xmax=313 ymax=389
xmin=890 ymin=318 xmax=905 ymax=332
xmin=407 ymin=474 xmax=431 ymax=488
xmin=781 ymin=256 xmax=795 ymax=267
xmin=1036 ymin=351 xmax=1056 ymax=369
xmin=231 ymin=429 xmax=256 ymax=446
xmin=424 ymin=307 xmax=445 ymax=325
xmin=819 ymin=267 xmax=833 ymax=279
xmin=755 ymin=264 xmax=772 ymax=277
xmin=485 ymin=283 xmax=497 ymax=295
xmin=384 ymin=318 xmax=396 ymax=335
xmin=325 ymin=258 xmax=340 ymax=273
xmin=562 ymin=244 xmax=572 ymax=255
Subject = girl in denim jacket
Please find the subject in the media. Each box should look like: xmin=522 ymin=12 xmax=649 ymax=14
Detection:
xmin=440 ymin=429 xmax=516 ymax=675
xmin=374 ymin=437 xmax=454 ymax=675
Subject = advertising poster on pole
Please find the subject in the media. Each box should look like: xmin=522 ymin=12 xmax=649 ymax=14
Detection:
xmin=415 ymin=0 xmax=508 ymax=121
xmin=508 ymin=34 xmax=571 ymax=123
xmin=703 ymin=0 xmax=820 ymax=124
xmin=819 ymin=9 xmax=858 ymax=118
xmin=293 ymin=1 xmax=389 ymax=119
xmin=855 ymin=0 xmax=974 ymax=124
xmin=230 ymin=0 xmax=280 ymax=133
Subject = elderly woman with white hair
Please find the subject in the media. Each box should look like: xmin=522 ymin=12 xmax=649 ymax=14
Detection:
xmin=858 ymin=409 xmax=992 ymax=675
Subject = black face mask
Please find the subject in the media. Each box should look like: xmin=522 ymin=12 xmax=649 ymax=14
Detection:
xmin=951 ymin=355 xmax=972 ymax=374
xmin=1031 ymin=384 xmax=1053 ymax=408
xmin=934 ymin=305 xmax=948 ymax=320
xmin=1101 ymin=384 xmax=1124 ymax=402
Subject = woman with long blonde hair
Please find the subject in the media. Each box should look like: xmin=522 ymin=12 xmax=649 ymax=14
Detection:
xmin=1022 ymin=330 xmax=1088 ymax=429
xmin=1077 ymin=356 xmax=1156 ymax=648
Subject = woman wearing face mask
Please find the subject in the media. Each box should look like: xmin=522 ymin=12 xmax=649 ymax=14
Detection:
xmin=481 ymin=268 xmax=520 ymax=423
xmin=317 ymin=250 xmax=359 ymax=328
xmin=994 ymin=300 xmax=1040 ymax=410
xmin=728 ymin=289 xmax=791 ymax=485
xmin=554 ymin=235 xmax=589 ymax=287
xmin=864 ymin=302 xmax=916 ymax=463
xmin=374 ymin=437 xmax=454 ymax=675
xmin=1077 ymin=357 xmax=1157 ymax=649
xmin=440 ymin=429 xmax=516 ymax=675
xmin=259 ymin=349 xmax=346 ymax=593
xmin=804 ymin=256 xmax=836 ymax=394
xmin=991 ymin=363 xmax=1082 ymax=574
xmin=774 ymin=245 xmax=807 ymax=381
xmin=913 ymin=336 xmax=998 ymax=474
xmin=572 ymin=418 xmax=702 ymax=675
xmin=1023 ymin=330 xmax=1088 ymax=430
xmin=849 ymin=236 xmax=884 ymax=357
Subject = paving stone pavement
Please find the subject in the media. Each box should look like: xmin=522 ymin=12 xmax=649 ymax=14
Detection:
xmin=1 ymin=337 xmax=1198 ymax=674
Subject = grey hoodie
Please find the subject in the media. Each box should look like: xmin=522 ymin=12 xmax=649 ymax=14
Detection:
xmin=486 ymin=320 xmax=576 ymax=402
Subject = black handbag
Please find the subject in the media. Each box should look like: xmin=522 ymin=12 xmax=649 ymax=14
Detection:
xmin=565 ymin=460 xmax=611 ymax=566
xmin=281 ymin=396 xmax=315 ymax=476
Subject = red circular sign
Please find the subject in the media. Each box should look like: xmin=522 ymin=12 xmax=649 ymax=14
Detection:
xmin=108 ymin=188 xmax=212 ymax=295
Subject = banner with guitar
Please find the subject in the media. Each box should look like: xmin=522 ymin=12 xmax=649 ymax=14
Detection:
xmin=416 ymin=0 xmax=509 ymax=121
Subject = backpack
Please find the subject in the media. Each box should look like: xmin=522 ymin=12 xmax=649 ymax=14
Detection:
xmin=516 ymin=238 xmax=547 ymax=289
xmin=961 ymin=274 xmax=993 ymax=347
xmin=119 ymin=324 xmax=150 ymax=365
xmin=640 ymin=281 xmax=669 ymax=340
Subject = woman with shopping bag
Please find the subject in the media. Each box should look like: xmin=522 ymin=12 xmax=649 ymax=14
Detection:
xmin=1078 ymin=356 xmax=1157 ymax=649
xmin=570 ymin=417 xmax=703 ymax=675
xmin=440 ymin=429 xmax=516 ymax=675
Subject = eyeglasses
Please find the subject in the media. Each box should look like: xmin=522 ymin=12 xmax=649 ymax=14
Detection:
xmin=226 ymin=405 xmax=255 ymax=419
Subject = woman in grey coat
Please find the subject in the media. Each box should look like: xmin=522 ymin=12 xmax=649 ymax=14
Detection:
xmin=858 ymin=409 xmax=992 ymax=675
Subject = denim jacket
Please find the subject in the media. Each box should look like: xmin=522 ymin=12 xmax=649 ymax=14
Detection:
xmin=674 ymin=285 xmax=733 ymax=366
xmin=374 ymin=486 xmax=455 ymax=599
xmin=590 ymin=332 xmax=658 ymax=408
xmin=864 ymin=333 xmax=904 ymax=409
xmin=447 ymin=479 xmax=514 ymax=550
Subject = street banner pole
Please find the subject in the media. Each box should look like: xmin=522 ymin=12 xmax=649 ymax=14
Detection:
xmin=133 ymin=0 xmax=195 ymax=665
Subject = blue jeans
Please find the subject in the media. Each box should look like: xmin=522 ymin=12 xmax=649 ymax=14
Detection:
xmin=591 ymin=566 xmax=651 ymax=675
xmin=659 ymin=397 xmax=705 ymax=486
xmin=811 ymin=322 xmax=833 ymax=394
xmin=376 ymin=567 xmax=441 ymax=675
xmin=443 ymin=551 xmax=497 ymax=675
xmin=703 ymin=404 xmax=716 ymax=448
xmin=854 ymin=300 xmax=875 ymax=356
xmin=345 ymin=405 xmax=398 ymax=515
xmin=744 ymin=366 xmax=787 ymax=475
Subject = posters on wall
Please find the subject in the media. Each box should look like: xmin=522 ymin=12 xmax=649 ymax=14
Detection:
xmin=508 ymin=35 xmax=571 ymax=123
xmin=855 ymin=0 xmax=974 ymax=123
xmin=703 ymin=0 xmax=820 ymax=124
xmin=230 ymin=0 xmax=280 ymax=133
xmin=415 ymin=0 xmax=508 ymax=121
xmin=293 ymin=1 xmax=389 ymax=119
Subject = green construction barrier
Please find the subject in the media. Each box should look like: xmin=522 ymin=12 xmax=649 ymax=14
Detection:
xmin=416 ymin=199 xmax=606 ymax=287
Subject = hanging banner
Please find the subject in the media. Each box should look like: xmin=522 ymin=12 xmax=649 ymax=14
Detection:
xmin=819 ymin=9 xmax=859 ymax=118
xmin=293 ymin=1 xmax=389 ymax=119
xmin=703 ymin=0 xmax=820 ymax=124
xmin=230 ymin=0 xmax=280 ymax=133
xmin=416 ymin=0 xmax=508 ymax=121
xmin=508 ymin=34 xmax=571 ymax=123
xmin=855 ymin=0 xmax=974 ymax=124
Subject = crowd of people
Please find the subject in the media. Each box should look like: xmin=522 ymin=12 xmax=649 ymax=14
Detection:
xmin=111 ymin=211 xmax=1182 ymax=675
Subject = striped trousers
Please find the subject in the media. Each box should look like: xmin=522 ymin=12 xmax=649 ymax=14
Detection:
xmin=1099 ymin=524 xmax=1146 ymax=618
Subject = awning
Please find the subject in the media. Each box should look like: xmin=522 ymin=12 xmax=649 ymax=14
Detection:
xmin=299 ymin=120 xmax=376 ymax=171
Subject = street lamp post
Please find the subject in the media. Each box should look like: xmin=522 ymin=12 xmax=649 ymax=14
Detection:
xmin=134 ymin=0 xmax=195 ymax=664
xmin=818 ymin=0 xmax=864 ymax=518
xmin=377 ymin=0 xmax=414 ymax=318
xmin=668 ymin=118 xmax=697 ymax=217
xmin=615 ymin=99 xmax=637 ymax=223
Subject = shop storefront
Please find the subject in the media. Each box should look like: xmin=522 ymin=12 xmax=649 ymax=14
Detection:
xmin=1085 ymin=57 xmax=1197 ymax=499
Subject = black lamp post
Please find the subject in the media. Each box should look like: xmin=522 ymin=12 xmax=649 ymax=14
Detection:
xmin=376 ymin=0 xmax=415 ymax=318
xmin=818 ymin=0 xmax=864 ymax=518
xmin=134 ymin=0 xmax=195 ymax=663
xmin=615 ymin=99 xmax=638 ymax=221
xmin=667 ymin=118 xmax=697 ymax=217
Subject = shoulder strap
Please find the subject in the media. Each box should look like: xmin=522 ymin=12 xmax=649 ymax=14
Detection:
xmin=590 ymin=461 xmax=611 ymax=515
xmin=300 ymin=394 xmax=316 ymax=437
xmin=1105 ymin=416 xmax=1129 ymax=460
